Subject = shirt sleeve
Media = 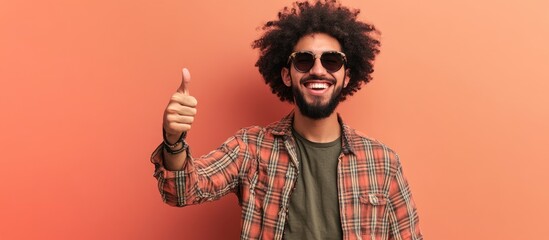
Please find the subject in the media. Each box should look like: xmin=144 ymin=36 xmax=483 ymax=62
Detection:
xmin=387 ymin=159 xmax=423 ymax=240
xmin=150 ymin=133 xmax=249 ymax=207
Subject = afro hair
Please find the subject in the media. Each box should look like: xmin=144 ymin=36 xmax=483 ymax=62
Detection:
xmin=252 ymin=0 xmax=381 ymax=103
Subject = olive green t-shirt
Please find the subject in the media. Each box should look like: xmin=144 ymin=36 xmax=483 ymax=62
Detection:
xmin=283 ymin=130 xmax=343 ymax=240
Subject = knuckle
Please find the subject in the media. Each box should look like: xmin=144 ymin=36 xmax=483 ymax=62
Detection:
xmin=170 ymin=95 xmax=179 ymax=102
xmin=167 ymin=122 xmax=178 ymax=130
xmin=166 ymin=104 xmax=178 ymax=113
xmin=187 ymin=96 xmax=198 ymax=106
xmin=171 ymin=93 xmax=185 ymax=102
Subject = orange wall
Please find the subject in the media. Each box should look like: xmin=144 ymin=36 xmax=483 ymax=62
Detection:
xmin=1 ymin=0 xmax=548 ymax=239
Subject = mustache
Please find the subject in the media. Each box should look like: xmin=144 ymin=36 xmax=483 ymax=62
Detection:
xmin=300 ymin=75 xmax=336 ymax=85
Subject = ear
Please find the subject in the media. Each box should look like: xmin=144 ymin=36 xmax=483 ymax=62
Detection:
xmin=343 ymin=68 xmax=350 ymax=88
xmin=281 ymin=67 xmax=292 ymax=87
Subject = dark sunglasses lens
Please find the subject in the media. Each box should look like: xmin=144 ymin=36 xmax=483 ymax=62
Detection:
xmin=321 ymin=53 xmax=344 ymax=72
xmin=293 ymin=53 xmax=315 ymax=72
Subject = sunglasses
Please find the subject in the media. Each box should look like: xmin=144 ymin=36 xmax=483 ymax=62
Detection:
xmin=287 ymin=51 xmax=347 ymax=73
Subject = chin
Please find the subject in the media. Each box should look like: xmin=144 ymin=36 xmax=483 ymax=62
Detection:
xmin=293 ymin=85 xmax=342 ymax=120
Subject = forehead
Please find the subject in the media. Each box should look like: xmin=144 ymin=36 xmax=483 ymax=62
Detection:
xmin=293 ymin=33 xmax=342 ymax=52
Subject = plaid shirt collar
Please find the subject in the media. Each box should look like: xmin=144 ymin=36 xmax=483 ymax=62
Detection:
xmin=269 ymin=111 xmax=356 ymax=155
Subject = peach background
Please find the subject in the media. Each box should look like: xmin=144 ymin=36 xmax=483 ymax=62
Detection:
xmin=1 ymin=0 xmax=548 ymax=239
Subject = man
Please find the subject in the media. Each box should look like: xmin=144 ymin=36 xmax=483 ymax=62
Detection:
xmin=151 ymin=1 xmax=422 ymax=239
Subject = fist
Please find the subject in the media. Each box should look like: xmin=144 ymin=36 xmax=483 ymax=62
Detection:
xmin=163 ymin=68 xmax=197 ymax=144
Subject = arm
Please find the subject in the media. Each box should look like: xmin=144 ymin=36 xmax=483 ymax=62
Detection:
xmin=153 ymin=68 xmax=248 ymax=206
xmin=151 ymin=133 xmax=248 ymax=207
xmin=387 ymin=160 xmax=423 ymax=240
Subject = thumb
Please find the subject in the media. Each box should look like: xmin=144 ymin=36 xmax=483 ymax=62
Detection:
xmin=177 ymin=68 xmax=191 ymax=95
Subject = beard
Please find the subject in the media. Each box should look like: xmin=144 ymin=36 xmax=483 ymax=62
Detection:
xmin=292 ymin=83 xmax=343 ymax=120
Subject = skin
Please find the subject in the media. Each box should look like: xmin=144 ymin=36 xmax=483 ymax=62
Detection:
xmin=162 ymin=68 xmax=196 ymax=170
xmin=162 ymin=33 xmax=350 ymax=170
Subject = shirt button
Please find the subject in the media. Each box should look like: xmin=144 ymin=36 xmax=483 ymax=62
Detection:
xmin=369 ymin=194 xmax=378 ymax=205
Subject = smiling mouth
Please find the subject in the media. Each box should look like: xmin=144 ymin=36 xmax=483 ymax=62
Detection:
xmin=305 ymin=82 xmax=331 ymax=90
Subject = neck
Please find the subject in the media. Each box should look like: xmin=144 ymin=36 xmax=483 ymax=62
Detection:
xmin=292 ymin=108 xmax=341 ymax=143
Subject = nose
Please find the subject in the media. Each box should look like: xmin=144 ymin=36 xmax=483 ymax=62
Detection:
xmin=308 ymin=56 xmax=328 ymax=76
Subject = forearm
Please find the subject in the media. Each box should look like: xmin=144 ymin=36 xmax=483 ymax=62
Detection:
xmin=151 ymin=133 xmax=247 ymax=207
xmin=162 ymin=143 xmax=187 ymax=171
xmin=162 ymin=131 xmax=188 ymax=171
xmin=388 ymin=163 xmax=422 ymax=239
xmin=151 ymin=143 xmax=195 ymax=207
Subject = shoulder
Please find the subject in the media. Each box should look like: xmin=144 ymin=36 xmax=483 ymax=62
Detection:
xmin=349 ymin=128 xmax=395 ymax=151
xmin=235 ymin=117 xmax=291 ymax=138
xmin=233 ymin=124 xmax=278 ymax=143
xmin=345 ymin=126 xmax=401 ymax=167
xmin=233 ymin=125 xmax=267 ymax=139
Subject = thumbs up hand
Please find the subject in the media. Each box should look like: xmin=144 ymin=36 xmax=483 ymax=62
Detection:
xmin=163 ymin=68 xmax=198 ymax=144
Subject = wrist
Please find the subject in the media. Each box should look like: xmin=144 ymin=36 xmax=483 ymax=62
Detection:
xmin=164 ymin=132 xmax=181 ymax=145
xmin=163 ymin=128 xmax=188 ymax=154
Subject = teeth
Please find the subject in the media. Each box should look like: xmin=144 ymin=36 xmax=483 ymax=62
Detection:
xmin=307 ymin=83 xmax=329 ymax=89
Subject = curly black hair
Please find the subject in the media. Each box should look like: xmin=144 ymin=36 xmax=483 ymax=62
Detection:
xmin=252 ymin=0 xmax=380 ymax=103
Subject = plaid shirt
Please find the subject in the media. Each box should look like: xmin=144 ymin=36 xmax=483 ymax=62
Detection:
xmin=151 ymin=112 xmax=422 ymax=240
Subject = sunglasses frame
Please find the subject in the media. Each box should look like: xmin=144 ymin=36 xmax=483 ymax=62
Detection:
xmin=287 ymin=51 xmax=347 ymax=73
